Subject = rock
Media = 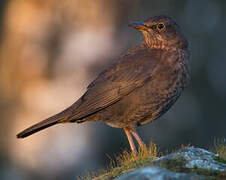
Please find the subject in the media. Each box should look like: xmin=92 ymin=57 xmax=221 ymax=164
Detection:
xmin=154 ymin=147 xmax=226 ymax=172
xmin=114 ymin=147 xmax=226 ymax=180
xmin=115 ymin=166 xmax=205 ymax=180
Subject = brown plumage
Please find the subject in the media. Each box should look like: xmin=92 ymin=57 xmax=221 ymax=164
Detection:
xmin=17 ymin=15 xmax=190 ymax=153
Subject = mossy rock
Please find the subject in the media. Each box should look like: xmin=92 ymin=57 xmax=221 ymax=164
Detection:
xmin=78 ymin=144 xmax=226 ymax=180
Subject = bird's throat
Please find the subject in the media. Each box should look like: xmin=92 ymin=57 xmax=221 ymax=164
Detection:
xmin=142 ymin=31 xmax=187 ymax=51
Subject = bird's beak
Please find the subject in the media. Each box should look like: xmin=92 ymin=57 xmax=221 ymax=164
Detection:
xmin=129 ymin=22 xmax=148 ymax=31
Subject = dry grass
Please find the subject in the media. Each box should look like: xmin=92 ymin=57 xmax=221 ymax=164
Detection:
xmin=212 ymin=138 xmax=226 ymax=160
xmin=77 ymin=141 xmax=158 ymax=180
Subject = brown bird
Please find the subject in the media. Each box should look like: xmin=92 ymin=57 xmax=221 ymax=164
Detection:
xmin=17 ymin=15 xmax=190 ymax=153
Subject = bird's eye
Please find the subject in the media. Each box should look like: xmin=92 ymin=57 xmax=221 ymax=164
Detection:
xmin=157 ymin=23 xmax=165 ymax=30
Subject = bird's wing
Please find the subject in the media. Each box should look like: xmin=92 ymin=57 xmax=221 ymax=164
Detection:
xmin=67 ymin=46 xmax=159 ymax=121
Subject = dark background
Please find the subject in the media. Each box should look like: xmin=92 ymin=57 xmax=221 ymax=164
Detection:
xmin=0 ymin=0 xmax=225 ymax=179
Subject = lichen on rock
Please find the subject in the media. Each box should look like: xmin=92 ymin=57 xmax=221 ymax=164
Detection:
xmin=154 ymin=147 xmax=226 ymax=172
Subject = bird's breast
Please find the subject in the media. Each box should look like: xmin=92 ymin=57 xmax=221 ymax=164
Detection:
xmin=138 ymin=48 xmax=190 ymax=125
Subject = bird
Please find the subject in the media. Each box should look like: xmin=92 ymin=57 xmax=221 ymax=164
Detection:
xmin=17 ymin=15 xmax=190 ymax=153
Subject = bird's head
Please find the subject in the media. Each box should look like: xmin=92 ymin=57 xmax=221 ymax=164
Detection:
xmin=129 ymin=15 xmax=188 ymax=50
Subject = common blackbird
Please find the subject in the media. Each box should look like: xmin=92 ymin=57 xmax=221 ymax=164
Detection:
xmin=17 ymin=15 xmax=190 ymax=153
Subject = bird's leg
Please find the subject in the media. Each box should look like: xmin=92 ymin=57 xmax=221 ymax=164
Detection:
xmin=124 ymin=128 xmax=137 ymax=154
xmin=130 ymin=130 xmax=146 ymax=149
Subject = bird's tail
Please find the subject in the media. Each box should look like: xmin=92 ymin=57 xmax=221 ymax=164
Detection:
xmin=17 ymin=110 xmax=69 ymax=138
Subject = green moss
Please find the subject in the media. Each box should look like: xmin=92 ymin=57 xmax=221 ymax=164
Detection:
xmin=214 ymin=156 xmax=226 ymax=164
xmin=157 ymin=157 xmax=188 ymax=172
xmin=156 ymin=157 xmax=226 ymax=180
xmin=193 ymin=168 xmax=226 ymax=180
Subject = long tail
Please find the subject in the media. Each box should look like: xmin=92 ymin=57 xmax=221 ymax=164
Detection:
xmin=17 ymin=110 xmax=70 ymax=138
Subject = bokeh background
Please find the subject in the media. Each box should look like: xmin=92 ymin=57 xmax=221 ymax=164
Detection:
xmin=0 ymin=0 xmax=225 ymax=179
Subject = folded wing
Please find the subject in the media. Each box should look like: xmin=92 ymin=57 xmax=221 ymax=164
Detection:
xmin=67 ymin=46 xmax=159 ymax=121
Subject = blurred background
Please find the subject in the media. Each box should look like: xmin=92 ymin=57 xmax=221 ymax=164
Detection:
xmin=0 ymin=0 xmax=225 ymax=179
